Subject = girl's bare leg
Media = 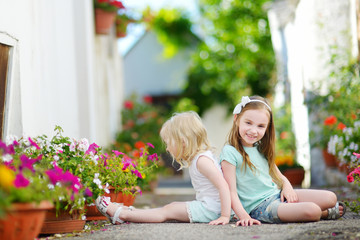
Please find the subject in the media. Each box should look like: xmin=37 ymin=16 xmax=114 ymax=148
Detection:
xmin=278 ymin=189 xmax=343 ymax=222
xmin=278 ymin=202 xmax=322 ymax=222
xmin=294 ymin=189 xmax=343 ymax=218
xmin=106 ymin=201 xmax=190 ymax=223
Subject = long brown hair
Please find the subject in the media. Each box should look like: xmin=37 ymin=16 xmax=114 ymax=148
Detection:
xmin=227 ymin=96 xmax=282 ymax=188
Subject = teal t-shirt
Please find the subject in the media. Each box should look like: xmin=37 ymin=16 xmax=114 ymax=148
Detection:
xmin=219 ymin=144 xmax=280 ymax=213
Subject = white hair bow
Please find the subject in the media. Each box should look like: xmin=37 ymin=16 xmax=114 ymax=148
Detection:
xmin=233 ymin=96 xmax=271 ymax=114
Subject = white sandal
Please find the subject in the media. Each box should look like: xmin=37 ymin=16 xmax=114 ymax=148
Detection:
xmin=96 ymin=196 xmax=133 ymax=224
xmin=326 ymin=201 xmax=346 ymax=220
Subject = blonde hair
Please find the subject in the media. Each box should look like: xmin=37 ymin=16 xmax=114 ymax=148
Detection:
xmin=160 ymin=111 xmax=212 ymax=169
xmin=227 ymin=96 xmax=283 ymax=188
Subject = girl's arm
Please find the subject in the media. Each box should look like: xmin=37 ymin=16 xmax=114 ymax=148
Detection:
xmin=275 ymin=165 xmax=298 ymax=203
xmin=197 ymin=156 xmax=231 ymax=225
xmin=221 ymin=160 xmax=261 ymax=226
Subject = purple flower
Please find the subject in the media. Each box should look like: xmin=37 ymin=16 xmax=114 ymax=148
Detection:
xmin=14 ymin=173 xmax=30 ymax=188
xmin=146 ymin=142 xmax=154 ymax=148
xmin=84 ymin=187 xmax=93 ymax=197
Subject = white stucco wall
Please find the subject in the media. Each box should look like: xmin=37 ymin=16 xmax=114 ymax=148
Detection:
xmin=0 ymin=0 xmax=124 ymax=146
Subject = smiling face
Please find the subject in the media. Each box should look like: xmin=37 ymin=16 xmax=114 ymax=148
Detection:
xmin=237 ymin=109 xmax=270 ymax=147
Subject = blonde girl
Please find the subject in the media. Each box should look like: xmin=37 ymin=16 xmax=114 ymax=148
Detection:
xmin=220 ymin=96 xmax=345 ymax=226
xmin=96 ymin=111 xmax=231 ymax=225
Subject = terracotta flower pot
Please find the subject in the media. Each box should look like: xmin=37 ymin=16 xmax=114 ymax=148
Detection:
xmin=0 ymin=201 xmax=53 ymax=240
xmin=85 ymin=187 xmax=136 ymax=221
xmin=40 ymin=208 xmax=85 ymax=234
xmin=322 ymin=149 xmax=337 ymax=167
xmin=282 ymin=168 xmax=305 ymax=186
xmin=94 ymin=8 xmax=116 ymax=34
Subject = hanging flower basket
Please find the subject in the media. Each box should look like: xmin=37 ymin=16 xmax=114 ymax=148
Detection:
xmin=94 ymin=8 xmax=117 ymax=34
xmin=0 ymin=201 xmax=53 ymax=240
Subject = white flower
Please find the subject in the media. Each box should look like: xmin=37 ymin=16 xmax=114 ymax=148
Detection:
xmin=70 ymin=141 xmax=76 ymax=152
xmin=78 ymin=138 xmax=89 ymax=152
xmin=54 ymin=155 xmax=60 ymax=161
xmin=104 ymin=183 xmax=110 ymax=194
xmin=5 ymin=135 xmax=18 ymax=145
xmin=2 ymin=154 xmax=13 ymax=162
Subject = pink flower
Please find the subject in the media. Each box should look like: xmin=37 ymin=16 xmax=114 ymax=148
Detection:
xmin=113 ymin=150 xmax=124 ymax=156
xmin=86 ymin=143 xmax=100 ymax=155
xmin=28 ymin=137 xmax=41 ymax=150
xmin=146 ymin=142 xmax=154 ymax=148
xmin=147 ymin=153 xmax=159 ymax=161
xmin=20 ymin=154 xmax=40 ymax=172
xmin=353 ymin=152 xmax=360 ymax=158
xmin=131 ymin=169 xmax=143 ymax=178
xmin=14 ymin=173 xmax=30 ymax=188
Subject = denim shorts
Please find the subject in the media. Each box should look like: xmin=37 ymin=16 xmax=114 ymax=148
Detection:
xmin=249 ymin=193 xmax=282 ymax=223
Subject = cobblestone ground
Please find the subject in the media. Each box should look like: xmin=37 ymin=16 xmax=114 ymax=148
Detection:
xmin=40 ymin=177 xmax=360 ymax=240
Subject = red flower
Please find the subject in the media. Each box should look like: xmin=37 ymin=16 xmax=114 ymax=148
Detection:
xmin=134 ymin=141 xmax=146 ymax=150
xmin=324 ymin=115 xmax=337 ymax=125
xmin=143 ymin=95 xmax=153 ymax=104
xmin=132 ymin=150 xmax=140 ymax=158
xmin=347 ymin=172 xmax=354 ymax=182
xmin=280 ymin=131 xmax=288 ymax=140
xmin=351 ymin=113 xmax=357 ymax=120
xmin=124 ymin=100 xmax=134 ymax=110
xmin=336 ymin=122 xmax=346 ymax=130
xmin=111 ymin=1 xmax=125 ymax=9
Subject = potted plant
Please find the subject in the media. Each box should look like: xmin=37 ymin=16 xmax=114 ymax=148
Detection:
xmin=0 ymin=138 xmax=83 ymax=239
xmin=346 ymin=152 xmax=360 ymax=213
xmin=115 ymin=12 xmax=135 ymax=38
xmin=84 ymin=140 xmax=159 ymax=220
xmin=274 ymin=103 xmax=305 ymax=186
xmin=93 ymin=0 xmax=125 ymax=34
xmin=307 ymin=61 xmax=360 ymax=167
xmin=328 ymin=120 xmax=360 ymax=173
xmin=112 ymin=94 xmax=170 ymax=187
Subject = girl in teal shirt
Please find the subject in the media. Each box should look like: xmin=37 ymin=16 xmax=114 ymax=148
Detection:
xmin=220 ymin=96 xmax=345 ymax=226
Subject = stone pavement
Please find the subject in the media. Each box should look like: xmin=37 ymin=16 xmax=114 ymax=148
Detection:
xmin=55 ymin=174 xmax=360 ymax=240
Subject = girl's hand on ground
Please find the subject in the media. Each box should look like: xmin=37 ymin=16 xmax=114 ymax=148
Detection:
xmin=236 ymin=218 xmax=261 ymax=226
xmin=209 ymin=216 xmax=230 ymax=225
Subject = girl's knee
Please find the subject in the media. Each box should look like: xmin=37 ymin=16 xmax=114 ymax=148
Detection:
xmin=326 ymin=191 xmax=337 ymax=206
xmin=304 ymin=203 xmax=322 ymax=221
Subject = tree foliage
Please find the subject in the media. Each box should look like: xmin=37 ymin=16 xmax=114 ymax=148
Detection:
xmin=183 ymin=0 xmax=275 ymax=115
